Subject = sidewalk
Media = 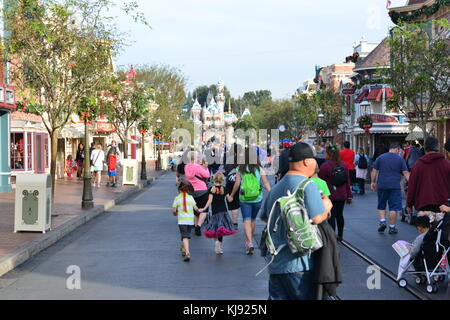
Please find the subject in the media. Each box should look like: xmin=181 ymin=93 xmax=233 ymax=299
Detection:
xmin=0 ymin=160 xmax=167 ymax=277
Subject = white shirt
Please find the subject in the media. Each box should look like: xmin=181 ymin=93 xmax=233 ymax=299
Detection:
xmin=91 ymin=149 xmax=105 ymax=167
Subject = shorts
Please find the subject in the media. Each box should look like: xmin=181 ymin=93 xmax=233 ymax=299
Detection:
xmin=93 ymin=165 xmax=102 ymax=172
xmin=179 ymin=225 xmax=193 ymax=240
xmin=377 ymin=189 xmax=403 ymax=212
xmin=193 ymin=191 xmax=209 ymax=217
xmin=240 ymin=201 xmax=262 ymax=222
xmin=108 ymin=170 xmax=117 ymax=176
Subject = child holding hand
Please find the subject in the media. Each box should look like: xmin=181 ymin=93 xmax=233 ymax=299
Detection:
xmin=172 ymin=178 xmax=198 ymax=262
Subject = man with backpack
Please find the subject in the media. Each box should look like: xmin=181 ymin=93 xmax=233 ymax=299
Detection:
xmin=259 ymin=142 xmax=332 ymax=300
xmin=354 ymin=148 xmax=370 ymax=195
xmin=371 ymin=143 xmax=410 ymax=235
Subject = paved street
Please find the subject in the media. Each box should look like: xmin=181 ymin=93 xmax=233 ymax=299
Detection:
xmin=0 ymin=173 xmax=437 ymax=300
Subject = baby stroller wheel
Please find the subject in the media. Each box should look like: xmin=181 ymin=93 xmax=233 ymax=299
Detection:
xmin=426 ymin=284 xmax=434 ymax=293
xmin=415 ymin=276 xmax=423 ymax=285
xmin=398 ymin=279 xmax=407 ymax=288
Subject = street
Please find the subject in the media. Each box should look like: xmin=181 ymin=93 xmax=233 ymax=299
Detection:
xmin=0 ymin=173 xmax=438 ymax=300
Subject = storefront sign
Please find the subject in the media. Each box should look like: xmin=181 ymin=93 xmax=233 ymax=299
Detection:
xmin=96 ymin=122 xmax=115 ymax=133
xmin=436 ymin=109 xmax=450 ymax=118
xmin=369 ymin=114 xmax=398 ymax=123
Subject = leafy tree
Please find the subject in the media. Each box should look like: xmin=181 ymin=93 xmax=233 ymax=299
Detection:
xmin=253 ymin=100 xmax=297 ymax=140
xmin=386 ymin=20 xmax=450 ymax=139
xmin=101 ymin=77 xmax=155 ymax=159
xmin=242 ymin=90 xmax=272 ymax=108
xmin=294 ymin=89 xmax=344 ymax=138
xmin=233 ymin=115 xmax=258 ymax=132
xmin=6 ymin=0 xmax=147 ymax=193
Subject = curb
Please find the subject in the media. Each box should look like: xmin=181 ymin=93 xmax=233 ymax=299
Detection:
xmin=0 ymin=171 xmax=168 ymax=278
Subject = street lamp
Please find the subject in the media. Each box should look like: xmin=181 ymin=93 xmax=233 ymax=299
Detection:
xmin=156 ymin=118 xmax=162 ymax=171
xmin=82 ymin=118 xmax=93 ymax=209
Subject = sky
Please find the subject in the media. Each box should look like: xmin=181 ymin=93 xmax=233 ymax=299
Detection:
xmin=113 ymin=0 xmax=407 ymax=100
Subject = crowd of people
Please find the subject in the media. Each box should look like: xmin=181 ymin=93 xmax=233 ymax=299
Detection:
xmin=171 ymin=135 xmax=450 ymax=300
xmin=66 ymin=140 xmax=121 ymax=188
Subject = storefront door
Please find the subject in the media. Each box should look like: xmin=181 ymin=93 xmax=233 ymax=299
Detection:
xmin=0 ymin=110 xmax=12 ymax=192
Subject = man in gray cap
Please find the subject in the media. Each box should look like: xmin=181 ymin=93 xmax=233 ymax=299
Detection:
xmin=260 ymin=142 xmax=332 ymax=300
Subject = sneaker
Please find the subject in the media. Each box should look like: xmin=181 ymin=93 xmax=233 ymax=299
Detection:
xmin=106 ymin=182 xmax=111 ymax=187
xmin=246 ymin=242 xmax=254 ymax=256
xmin=233 ymin=223 xmax=238 ymax=231
xmin=378 ymin=222 xmax=387 ymax=233
xmin=337 ymin=235 xmax=343 ymax=242
xmin=219 ymin=242 xmax=224 ymax=255
xmin=195 ymin=226 xmax=201 ymax=236
xmin=389 ymin=227 xmax=398 ymax=235
xmin=184 ymin=253 xmax=191 ymax=262
xmin=215 ymin=241 xmax=221 ymax=254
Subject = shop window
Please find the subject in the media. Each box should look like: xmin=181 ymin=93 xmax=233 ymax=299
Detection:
xmin=10 ymin=132 xmax=25 ymax=170
xmin=27 ymin=132 xmax=33 ymax=170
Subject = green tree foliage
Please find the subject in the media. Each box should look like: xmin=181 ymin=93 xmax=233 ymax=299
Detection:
xmin=242 ymin=90 xmax=272 ymax=108
xmin=131 ymin=64 xmax=188 ymax=139
xmin=386 ymin=20 xmax=450 ymax=138
xmin=5 ymin=0 xmax=147 ymax=191
xmin=294 ymin=89 xmax=344 ymax=137
xmin=253 ymin=100 xmax=297 ymax=140
xmin=101 ymin=77 xmax=155 ymax=158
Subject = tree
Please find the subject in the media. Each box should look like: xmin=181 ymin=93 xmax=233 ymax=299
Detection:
xmin=242 ymin=90 xmax=272 ymax=108
xmin=133 ymin=64 xmax=188 ymax=137
xmin=101 ymin=76 xmax=155 ymax=159
xmin=253 ymin=100 xmax=297 ymax=140
xmin=233 ymin=115 xmax=258 ymax=132
xmin=6 ymin=0 xmax=147 ymax=195
xmin=294 ymin=89 xmax=344 ymax=138
xmin=386 ymin=20 xmax=450 ymax=139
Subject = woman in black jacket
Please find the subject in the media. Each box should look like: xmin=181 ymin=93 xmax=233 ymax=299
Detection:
xmin=75 ymin=143 xmax=85 ymax=180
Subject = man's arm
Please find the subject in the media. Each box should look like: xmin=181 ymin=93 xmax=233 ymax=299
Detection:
xmin=229 ymin=173 xmax=241 ymax=200
xmin=371 ymin=168 xmax=378 ymax=190
xmin=403 ymin=171 xmax=410 ymax=182
xmin=312 ymin=196 xmax=332 ymax=225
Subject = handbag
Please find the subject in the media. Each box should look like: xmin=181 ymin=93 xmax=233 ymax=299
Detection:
xmin=91 ymin=151 xmax=101 ymax=172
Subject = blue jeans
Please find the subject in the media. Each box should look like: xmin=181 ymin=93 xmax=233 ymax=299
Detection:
xmin=240 ymin=201 xmax=262 ymax=221
xmin=268 ymin=272 xmax=315 ymax=300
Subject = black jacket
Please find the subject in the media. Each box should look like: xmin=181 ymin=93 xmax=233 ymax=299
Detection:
xmin=313 ymin=221 xmax=342 ymax=299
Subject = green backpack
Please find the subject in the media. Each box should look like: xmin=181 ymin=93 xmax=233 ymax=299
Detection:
xmin=240 ymin=171 xmax=262 ymax=202
xmin=257 ymin=179 xmax=323 ymax=276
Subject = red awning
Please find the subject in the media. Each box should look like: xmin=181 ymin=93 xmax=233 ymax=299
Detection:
xmin=385 ymin=88 xmax=394 ymax=99
xmin=366 ymin=88 xmax=383 ymax=101
xmin=355 ymin=90 xmax=369 ymax=103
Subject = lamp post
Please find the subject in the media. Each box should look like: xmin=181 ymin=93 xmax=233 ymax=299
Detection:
xmin=360 ymin=101 xmax=371 ymax=154
xmin=156 ymin=118 xmax=162 ymax=171
xmin=140 ymin=129 xmax=147 ymax=180
xmin=318 ymin=113 xmax=325 ymax=142
xmin=82 ymin=118 xmax=93 ymax=209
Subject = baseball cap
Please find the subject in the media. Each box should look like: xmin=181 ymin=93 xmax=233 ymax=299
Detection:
xmin=289 ymin=142 xmax=315 ymax=162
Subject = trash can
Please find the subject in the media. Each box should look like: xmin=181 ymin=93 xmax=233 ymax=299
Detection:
xmin=14 ymin=174 xmax=52 ymax=233
xmin=122 ymin=159 xmax=138 ymax=186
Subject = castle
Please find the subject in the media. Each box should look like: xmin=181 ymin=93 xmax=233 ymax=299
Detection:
xmin=191 ymin=80 xmax=239 ymax=145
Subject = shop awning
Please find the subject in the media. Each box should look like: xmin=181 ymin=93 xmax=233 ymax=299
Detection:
xmin=59 ymin=127 xmax=84 ymax=139
xmin=366 ymin=88 xmax=383 ymax=101
xmin=385 ymin=88 xmax=394 ymax=99
xmin=355 ymin=90 xmax=369 ymax=103
xmin=405 ymin=128 xmax=425 ymax=141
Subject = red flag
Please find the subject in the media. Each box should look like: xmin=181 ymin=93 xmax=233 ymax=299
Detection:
xmin=386 ymin=0 xmax=392 ymax=8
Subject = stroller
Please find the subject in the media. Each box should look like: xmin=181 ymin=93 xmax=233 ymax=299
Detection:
xmin=397 ymin=212 xmax=450 ymax=294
